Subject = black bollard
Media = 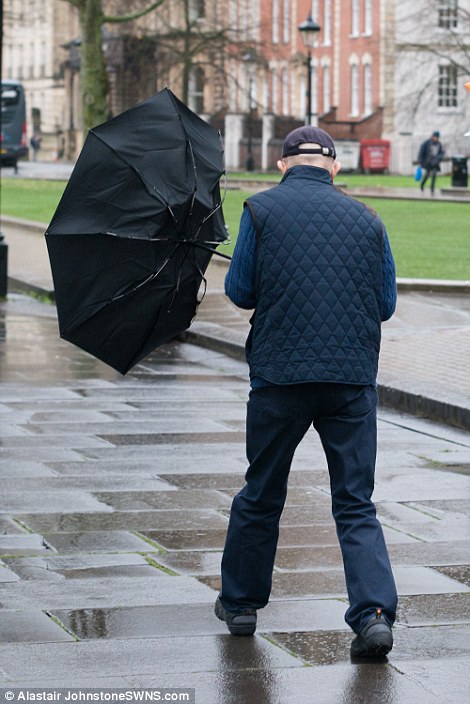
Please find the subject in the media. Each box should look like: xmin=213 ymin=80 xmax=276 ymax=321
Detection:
xmin=0 ymin=232 xmax=8 ymax=298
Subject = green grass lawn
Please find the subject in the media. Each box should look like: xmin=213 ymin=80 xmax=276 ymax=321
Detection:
xmin=230 ymin=172 xmax=454 ymax=190
xmin=2 ymin=177 xmax=468 ymax=280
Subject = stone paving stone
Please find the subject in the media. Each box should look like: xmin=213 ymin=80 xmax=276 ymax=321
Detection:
xmin=99 ymin=431 xmax=246 ymax=446
xmin=0 ymin=635 xmax=304 ymax=683
xmin=270 ymin=624 xmax=470 ymax=665
xmin=0 ymin=476 xmax=177 ymax=492
xmin=140 ymin=529 xmax=230 ymax=551
xmin=0 ymin=575 xmax=215 ymax=609
xmin=434 ymin=565 xmax=470 ymax=588
xmin=4 ymin=552 xmax=151 ymax=581
xmin=27 ymin=410 xmax=115 ymax=423
xmin=0 ymin=460 xmax=57 ymax=478
xmin=397 ymin=593 xmax=470 ymax=626
xmin=0 ymin=448 xmax=89 ymax=462
xmin=156 ymin=550 xmax=222 ymax=576
xmin=0 ymin=533 xmax=55 ymax=557
xmin=80 ymin=442 xmax=246 ymax=463
xmin=407 ymin=498 xmax=470 ymax=517
xmin=45 ymin=460 xmax=191 ymax=477
xmin=22 ymin=418 xmax=231 ymax=436
xmin=379 ymin=516 xmax=470 ymax=543
xmin=264 ymin=565 xmax=470 ymax=599
xmin=0 ymin=610 xmax=75 ymax=642
xmin=50 ymin=599 xmax=347 ymax=640
xmin=93 ymin=489 xmax=232 ymax=511
xmin=76 ymin=386 xmax=243 ymax=401
xmin=0 ymin=516 xmax=27 ymax=534
xmin=395 ymin=657 xmax=469 ymax=703
xmin=9 ymin=664 xmax=438 ymax=703
xmin=15 ymin=509 xmax=229 ymax=534
xmin=0 ymin=564 xmax=20 ymax=581
xmin=1 ymin=490 xmax=114 ymax=514
xmin=159 ymin=469 xmax=327 ymax=489
xmin=0 ymin=434 xmax=112 ymax=449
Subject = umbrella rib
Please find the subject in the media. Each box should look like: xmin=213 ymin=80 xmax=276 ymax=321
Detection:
xmin=60 ymin=243 xmax=181 ymax=337
xmin=89 ymin=129 xmax=179 ymax=227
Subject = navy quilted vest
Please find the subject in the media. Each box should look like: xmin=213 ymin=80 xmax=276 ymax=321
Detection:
xmin=245 ymin=166 xmax=384 ymax=385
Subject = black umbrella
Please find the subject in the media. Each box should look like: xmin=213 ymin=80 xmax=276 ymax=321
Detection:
xmin=45 ymin=88 xmax=229 ymax=374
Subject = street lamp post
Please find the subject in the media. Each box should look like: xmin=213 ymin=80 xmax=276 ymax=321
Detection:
xmin=298 ymin=14 xmax=321 ymax=126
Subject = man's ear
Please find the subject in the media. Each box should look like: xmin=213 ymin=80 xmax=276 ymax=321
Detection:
xmin=331 ymin=160 xmax=341 ymax=180
xmin=277 ymin=159 xmax=288 ymax=174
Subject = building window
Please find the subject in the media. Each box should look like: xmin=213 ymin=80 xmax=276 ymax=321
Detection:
xmin=282 ymin=0 xmax=290 ymax=43
xmin=272 ymin=0 xmax=279 ymax=43
xmin=438 ymin=0 xmax=458 ymax=29
xmin=351 ymin=64 xmax=359 ymax=116
xmin=351 ymin=0 xmax=360 ymax=36
xmin=323 ymin=65 xmax=330 ymax=113
xmin=438 ymin=64 xmax=457 ymax=107
xmin=364 ymin=64 xmax=372 ymax=114
xmin=324 ymin=0 xmax=331 ymax=45
xmin=282 ymin=67 xmax=289 ymax=114
xmin=189 ymin=67 xmax=205 ymax=113
xmin=29 ymin=41 xmax=35 ymax=78
xmin=189 ymin=0 xmax=205 ymax=21
xmin=364 ymin=0 xmax=373 ymax=35
xmin=272 ymin=68 xmax=279 ymax=113
xmin=40 ymin=41 xmax=46 ymax=78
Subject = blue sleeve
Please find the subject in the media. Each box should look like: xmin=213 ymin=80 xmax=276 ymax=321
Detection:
xmin=224 ymin=207 xmax=257 ymax=309
xmin=381 ymin=226 xmax=397 ymax=321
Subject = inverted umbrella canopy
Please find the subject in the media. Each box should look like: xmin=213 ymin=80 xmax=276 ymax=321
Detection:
xmin=45 ymin=88 xmax=228 ymax=374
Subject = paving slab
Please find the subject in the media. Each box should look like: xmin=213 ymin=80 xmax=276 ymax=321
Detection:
xmin=14 ymin=509 xmax=229 ymax=533
xmin=0 ymin=609 xmax=75 ymax=642
xmin=397 ymin=593 xmax=470 ymax=626
xmin=0 ymin=491 xmax=114 ymax=514
xmin=0 ymin=533 xmax=55 ymax=557
xmin=0 ymin=460 xmax=57 ymax=478
xmin=93 ymin=489 xmax=232 ymax=511
xmin=0 ymin=476 xmax=177 ymax=492
xmin=3 ymin=552 xmax=151 ymax=581
xmin=0 ymin=575 xmax=216 ymax=610
xmin=271 ymin=623 xmax=470 ymax=665
xmin=0 ymin=634 xmax=304 ymax=683
xmin=50 ymin=599 xmax=348 ymax=640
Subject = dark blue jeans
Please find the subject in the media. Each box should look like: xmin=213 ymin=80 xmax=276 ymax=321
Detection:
xmin=220 ymin=382 xmax=397 ymax=634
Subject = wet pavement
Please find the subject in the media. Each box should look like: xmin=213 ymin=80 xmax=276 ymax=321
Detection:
xmin=0 ymin=293 xmax=469 ymax=702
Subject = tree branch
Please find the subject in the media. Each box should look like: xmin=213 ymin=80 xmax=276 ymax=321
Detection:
xmin=103 ymin=0 xmax=165 ymax=24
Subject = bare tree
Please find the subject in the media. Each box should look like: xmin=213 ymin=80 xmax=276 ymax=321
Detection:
xmin=61 ymin=0 xmax=166 ymax=131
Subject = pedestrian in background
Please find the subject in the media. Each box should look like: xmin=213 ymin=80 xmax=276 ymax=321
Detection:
xmin=418 ymin=130 xmax=445 ymax=195
xmin=215 ymin=126 xmax=398 ymax=659
xmin=30 ymin=132 xmax=41 ymax=161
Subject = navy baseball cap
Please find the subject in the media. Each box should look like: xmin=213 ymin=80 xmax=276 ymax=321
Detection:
xmin=282 ymin=126 xmax=336 ymax=159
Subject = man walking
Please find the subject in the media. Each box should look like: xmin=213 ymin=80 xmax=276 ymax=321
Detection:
xmin=215 ymin=126 xmax=398 ymax=658
xmin=418 ymin=130 xmax=445 ymax=195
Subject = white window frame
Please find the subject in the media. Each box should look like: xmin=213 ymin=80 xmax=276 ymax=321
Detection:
xmin=350 ymin=63 xmax=360 ymax=116
xmin=282 ymin=66 xmax=289 ymax=114
xmin=323 ymin=0 xmax=332 ymax=46
xmin=272 ymin=0 xmax=279 ymax=44
xmin=282 ymin=0 xmax=290 ymax=43
xmin=438 ymin=0 xmax=458 ymax=29
xmin=351 ymin=0 xmax=360 ymax=37
xmin=364 ymin=0 xmax=373 ymax=35
xmin=363 ymin=63 xmax=372 ymax=115
xmin=438 ymin=63 xmax=458 ymax=108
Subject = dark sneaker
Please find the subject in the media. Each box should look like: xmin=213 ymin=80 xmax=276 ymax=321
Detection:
xmin=350 ymin=608 xmax=393 ymax=658
xmin=214 ymin=596 xmax=257 ymax=636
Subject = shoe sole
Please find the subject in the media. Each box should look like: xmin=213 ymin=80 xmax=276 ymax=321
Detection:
xmin=215 ymin=599 xmax=256 ymax=636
